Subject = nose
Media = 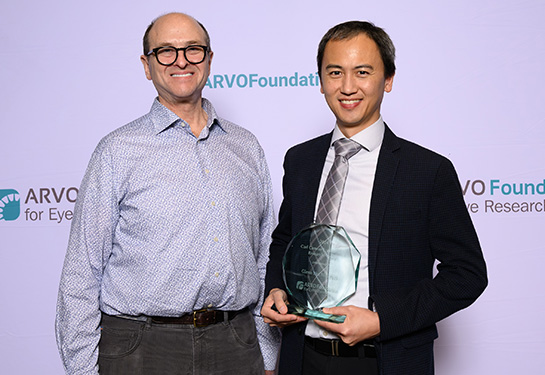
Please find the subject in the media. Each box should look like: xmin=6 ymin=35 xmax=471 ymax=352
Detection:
xmin=173 ymin=50 xmax=190 ymax=67
xmin=340 ymin=74 xmax=357 ymax=95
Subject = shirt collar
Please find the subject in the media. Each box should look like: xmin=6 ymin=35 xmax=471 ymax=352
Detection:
xmin=149 ymin=97 xmax=225 ymax=135
xmin=331 ymin=116 xmax=385 ymax=152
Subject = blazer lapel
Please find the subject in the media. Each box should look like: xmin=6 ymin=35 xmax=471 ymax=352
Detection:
xmin=368 ymin=125 xmax=401 ymax=293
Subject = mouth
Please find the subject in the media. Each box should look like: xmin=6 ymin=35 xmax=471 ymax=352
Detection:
xmin=339 ymin=99 xmax=362 ymax=108
xmin=171 ymin=72 xmax=193 ymax=78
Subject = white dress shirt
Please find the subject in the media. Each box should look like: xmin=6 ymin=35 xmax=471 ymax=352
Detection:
xmin=306 ymin=117 xmax=385 ymax=339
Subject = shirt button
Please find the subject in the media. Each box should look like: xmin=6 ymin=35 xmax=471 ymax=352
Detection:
xmin=322 ymin=331 xmax=329 ymax=337
xmin=214 ymin=272 xmax=219 ymax=277
xmin=213 ymin=237 xmax=219 ymax=242
xmin=208 ymin=303 xmax=213 ymax=308
xmin=205 ymin=169 xmax=210 ymax=174
xmin=211 ymin=201 xmax=216 ymax=206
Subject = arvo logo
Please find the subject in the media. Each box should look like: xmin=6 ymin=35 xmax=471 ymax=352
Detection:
xmin=0 ymin=186 xmax=78 ymax=223
xmin=462 ymin=179 xmax=545 ymax=214
xmin=206 ymin=72 xmax=320 ymax=89
xmin=0 ymin=189 xmax=20 ymax=221
xmin=23 ymin=187 xmax=78 ymax=223
xmin=463 ymin=179 xmax=545 ymax=196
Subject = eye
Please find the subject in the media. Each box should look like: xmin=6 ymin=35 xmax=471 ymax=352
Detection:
xmin=157 ymin=47 xmax=176 ymax=57
xmin=328 ymin=70 xmax=342 ymax=77
xmin=358 ymin=70 xmax=370 ymax=76
xmin=186 ymin=45 xmax=205 ymax=55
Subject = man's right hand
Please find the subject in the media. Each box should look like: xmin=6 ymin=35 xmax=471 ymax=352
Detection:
xmin=261 ymin=288 xmax=308 ymax=327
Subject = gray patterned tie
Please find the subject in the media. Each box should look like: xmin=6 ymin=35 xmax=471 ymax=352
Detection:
xmin=307 ymin=138 xmax=363 ymax=308
xmin=316 ymin=138 xmax=363 ymax=225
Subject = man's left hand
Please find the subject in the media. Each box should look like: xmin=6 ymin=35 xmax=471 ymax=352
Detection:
xmin=314 ymin=305 xmax=380 ymax=346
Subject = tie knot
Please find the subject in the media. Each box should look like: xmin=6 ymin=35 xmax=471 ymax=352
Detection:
xmin=333 ymin=138 xmax=363 ymax=160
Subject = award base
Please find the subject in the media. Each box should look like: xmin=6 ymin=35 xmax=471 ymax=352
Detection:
xmin=273 ymin=304 xmax=346 ymax=323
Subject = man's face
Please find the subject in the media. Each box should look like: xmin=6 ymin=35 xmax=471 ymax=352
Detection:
xmin=141 ymin=14 xmax=213 ymax=107
xmin=320 ymin=33 xmax=393 ymax=137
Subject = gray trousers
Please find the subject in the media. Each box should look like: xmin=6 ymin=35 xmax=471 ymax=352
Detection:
xmin=98 ymin=309 xmax=265 ymax=375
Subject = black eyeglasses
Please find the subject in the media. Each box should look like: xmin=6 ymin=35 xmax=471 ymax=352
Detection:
xmin=146 ymin=45 xmax=208 ymax=66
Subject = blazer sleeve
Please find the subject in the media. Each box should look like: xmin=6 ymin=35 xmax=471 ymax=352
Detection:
xmin=370 ymin=157 xmax=488 ymax=342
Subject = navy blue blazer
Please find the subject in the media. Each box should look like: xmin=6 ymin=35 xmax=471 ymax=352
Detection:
xmin=265 ymin=125 xmax=488 ymax=375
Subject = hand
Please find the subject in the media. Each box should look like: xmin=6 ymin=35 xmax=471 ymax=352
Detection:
xmin=314 ymin=305 xmax=380 ymax=346
xmin=261 ymin=288 xmax=307 ymax=328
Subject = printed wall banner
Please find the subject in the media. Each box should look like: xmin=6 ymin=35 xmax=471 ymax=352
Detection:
xmin=1 ymin=1 xmax=544 ymax=375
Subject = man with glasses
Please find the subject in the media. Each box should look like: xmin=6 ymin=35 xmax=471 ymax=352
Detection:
xmin=56 ymin=12 xmax=279 ymax=375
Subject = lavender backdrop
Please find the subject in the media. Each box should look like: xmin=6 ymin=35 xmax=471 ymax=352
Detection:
xmin=1 ymin=0 xmax=544 ymax=373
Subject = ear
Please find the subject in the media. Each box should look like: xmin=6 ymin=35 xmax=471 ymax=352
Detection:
xmin=204 ymin=51 xmax=214 ymax=80
xmin=208 ymin=50 xmax=214 ymax=66
xmin=384 ymin=73 xmax=394 ymax=93
xmin=140 ymin=55 xmax=152 ymax=81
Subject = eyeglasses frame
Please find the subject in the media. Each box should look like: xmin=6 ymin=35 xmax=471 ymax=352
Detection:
xmin=146 ymin=45 xmax=209 ymax=66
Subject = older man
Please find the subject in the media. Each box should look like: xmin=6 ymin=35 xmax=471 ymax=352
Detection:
xmin=56 ymin=13 xmax=279 ymax=374
xmin=262 ymin=21 xmax=487 ymax=375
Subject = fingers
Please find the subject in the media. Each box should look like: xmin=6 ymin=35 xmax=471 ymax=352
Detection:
xmin=261 ymin=289 xmax=307 ymax=327
xmin=321 ymin=306 xmax=349 ymax=315
xmin=272 ymin=289 xmax=291 ymax=314
xmin=314 ymin=315 xmax=344 ymax=334
xmin=314 ymin=306 xmax=349 ymax=331
xmin=314 ymin=306 xmax=380 ymax=346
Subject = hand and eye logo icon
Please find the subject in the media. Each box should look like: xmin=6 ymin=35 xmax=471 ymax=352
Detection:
xmin=0 ymin=189 xmax=20 ymax=221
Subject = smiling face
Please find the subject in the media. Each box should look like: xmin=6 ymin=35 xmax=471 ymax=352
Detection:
xmin=141 ymin=13 xmax=213 ymax=109
xmin=320 ymin=33 xmax=394 ymax=137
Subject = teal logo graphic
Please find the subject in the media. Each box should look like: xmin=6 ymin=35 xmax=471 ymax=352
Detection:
xmin=0 ymin=189 xmax=20 ymax=221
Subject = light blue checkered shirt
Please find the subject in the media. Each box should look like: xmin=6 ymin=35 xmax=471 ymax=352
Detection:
xmin=55 ymin=98 xmax=280 ymax=374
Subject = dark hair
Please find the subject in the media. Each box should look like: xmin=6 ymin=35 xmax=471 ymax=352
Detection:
xmin=142 ymin=13 xmax=211 ymax=55
xmin=317 ymin=21 xmax=396 ymax=79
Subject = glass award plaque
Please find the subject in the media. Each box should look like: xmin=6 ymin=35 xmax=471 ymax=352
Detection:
xmin=281 ymin=223 xmax=360 ymax=323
